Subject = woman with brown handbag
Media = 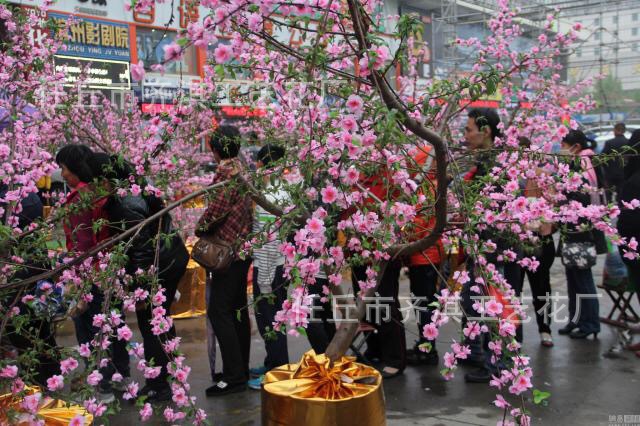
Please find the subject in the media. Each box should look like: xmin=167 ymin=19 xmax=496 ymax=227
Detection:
xmin=196 ymin=125 xmax=254 ymax=396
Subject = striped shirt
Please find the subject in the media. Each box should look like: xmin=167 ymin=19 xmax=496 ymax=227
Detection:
xmin=253 ymin=185 xmax=289 ymax=293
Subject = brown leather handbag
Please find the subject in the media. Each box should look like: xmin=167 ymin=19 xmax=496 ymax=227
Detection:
xmin=191 ymin=234 xmax=235 ymax=271
xmin=191 ymin=213 xmax=234 ymax=271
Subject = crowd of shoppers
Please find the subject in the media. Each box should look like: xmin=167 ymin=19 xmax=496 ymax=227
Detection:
xmin=4 ymin=114 xmax=639 ymax=407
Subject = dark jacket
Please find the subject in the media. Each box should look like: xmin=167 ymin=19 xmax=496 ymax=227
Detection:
xmin=562 ymin=163 xmax=596 ymax=245
xmin=0 ymin=185 xmax=43 ymax=230
xmin=465 ymin=153 xmax=520 ymax=254
xmin=104 ymin=195 xmax=187 ymax=275
xmin=601 ymin=135 xmax=629 ymax=186
xmin=617 ymin=170 xmax=640 ymax=244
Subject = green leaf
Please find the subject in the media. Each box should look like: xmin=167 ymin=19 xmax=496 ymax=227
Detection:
xmin=486 ymin=77 xmax=496 ymax=95
xmin=297 ymin=326 xmax=307 ymax=337
xmin=214 ymin=64 xmax=225 ymax=79
xmin=417 ymin=342 xmax=432 ymax=353
xmin=533 ymin=389 xmax=551 ymax=404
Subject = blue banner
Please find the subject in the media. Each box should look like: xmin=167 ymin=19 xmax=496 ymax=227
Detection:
xmin=49 ymin=13 xmax=130 ymax=61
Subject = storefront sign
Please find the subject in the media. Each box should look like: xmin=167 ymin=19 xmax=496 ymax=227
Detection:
xmin=135 ymin=74 xmax=200 ymax=106
xmin=49 ymin=13 xmax=130 ymax=61
xmin=54 ymin=55 xmax=131 ymax=90
xmin=141 ymin=103 xmax=176 ymax=114
xmin=77 ymin=0 xmax=107 ymax=5
xmin=220 ymin=106 xmax=267 ymax=118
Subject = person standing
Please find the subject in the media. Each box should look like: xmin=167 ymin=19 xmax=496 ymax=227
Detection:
xmin=601 ymin=122 xmax=629 ymax=198
xmin=89 ymin=153 xmax=189 ymax=402
xmin=2 ymin=182 xmax=58 ymax=387
xmin=56 ymin=145 xmax=121 ymax=402
xmin=197 ymin=126 xmax=253 ymax=396
xmin=459 ymin=108 xmax=523 ymax=383
xmin=247 ymin=144 xmax=290 ymax=390
xmin=557 ymin=130 xmax=601 ymax=339
xmin=405 ymin=144 xmax=443 ymax=366
xmin=616 ymin=129 xmax=640 ymax=356
xmin=518 ymin=137 xmax=556 ymax=348
xmin=349 ymin=165 xmax=406 ymax=379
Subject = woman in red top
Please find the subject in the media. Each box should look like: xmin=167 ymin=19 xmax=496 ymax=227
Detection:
xmin=57 ymin=145 xmax=110 ymax=252
xmin=56 ymin=145 xmax=124 ymax=402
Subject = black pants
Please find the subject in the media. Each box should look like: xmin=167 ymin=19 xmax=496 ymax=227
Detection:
xmin=73 ymin=287 xmax=130 ymax=387
xmin=208 ymin=258 xmax=252 ymax=385
xmin=253 ymin=266 xmax=289 ymax=370
xmin=462 ymin=258 xmax=522 ymax=371
xmin=352 ymin=264 xmax=405 ymax=370
xmin=520 ymin=237 xmax=555 ymax=334
xmin=136 ymin=245 xmax=189 ymax=391
xmin=408 ymin=265 xmax=439 ymax=350
xmin=621 ymin=250 xmax=640 ymax=297
xmin=306 ymin=278 xmax=336 ymax=354
xmin=7 ymin=314 xmax=59 ymax=386
xmin=5 ymin=267 xmax=60 ymax=386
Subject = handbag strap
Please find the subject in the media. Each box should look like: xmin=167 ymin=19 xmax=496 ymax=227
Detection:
xmin=204 ymin=211 xmax=231 ymax=237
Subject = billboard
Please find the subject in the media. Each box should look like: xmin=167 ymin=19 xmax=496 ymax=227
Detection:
xmin=49 ymin=12 xmax=130 ymax=61
xmin=54 ymin=55 xmax=131 ymax=90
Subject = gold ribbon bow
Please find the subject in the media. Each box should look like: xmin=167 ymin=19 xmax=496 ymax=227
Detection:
xmin=1 ymin=386 xmax=93 ymax=425
xmin=261 ymin=351 xmax=385 ymax=426
xmin=263 ymin=350 xmax=380 ymax=400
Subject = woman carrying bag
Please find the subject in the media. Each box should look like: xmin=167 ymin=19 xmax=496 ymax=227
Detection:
xmin=195 ymin=125 xmax=253 ymax=397
xmin=557 ymin=130 xmax=601 ymax=339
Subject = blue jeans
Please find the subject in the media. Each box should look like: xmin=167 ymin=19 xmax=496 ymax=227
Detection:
xmin=565 ymin=266 xmax=600 ymax=333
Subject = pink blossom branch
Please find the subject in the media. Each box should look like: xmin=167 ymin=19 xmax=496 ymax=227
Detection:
xmin=2 ymin=181 xmax=227 ymax=292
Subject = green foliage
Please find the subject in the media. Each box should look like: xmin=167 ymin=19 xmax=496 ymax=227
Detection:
xmin=533 ymin=389 xmax=551 ymax=405
xmin=397 ymin=14 xmax=423 ymax=40
xmin=214 ymin=64 xmax=226 ymax=79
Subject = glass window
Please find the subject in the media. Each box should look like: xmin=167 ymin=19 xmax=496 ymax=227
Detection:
xmin=633 ymin=28 xmax=639 ymax=36
xmin=594 ymin=17 xmax=600 ymax=26
xmin=633 ymin=43 xmax=638 ymax=52
xmin=612 ymin=15 xmax=618 ymax=24
xmin=135 ymin=27 xmax=197 ymax=75
xmin=594 ymin=47 xmax=601 ymax=56
xmin=576 ymin=48 xmax=581 ymax=57
xmin=595 ymin=31 xmax=601 ymax=40
xmin=633 ymin=13 xmax=638 ymax=21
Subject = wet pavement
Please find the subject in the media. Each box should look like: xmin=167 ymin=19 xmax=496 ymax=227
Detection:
xmin=55 ymin=258 xmax=640 ymax=425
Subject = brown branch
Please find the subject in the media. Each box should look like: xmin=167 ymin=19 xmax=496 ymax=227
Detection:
xmin=236 ymin=23 xmax=372 ymax=86
xmin=325 ymin=261 xmax=389 ymax=362
xmin=346 ymin=0 xmax=448 ymax=259
xmin=324 ymin=0 xmax=450 ymax=363
xmin=265 ymin=16 xmax=355 ymax=36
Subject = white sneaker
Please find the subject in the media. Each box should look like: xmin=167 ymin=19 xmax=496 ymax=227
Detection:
xmin=540 ymin=332 xmax=554 ymax=347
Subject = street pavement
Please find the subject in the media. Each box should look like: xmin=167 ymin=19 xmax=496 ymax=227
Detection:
xmin=55 ymin=257 xmax=640 ymax=425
